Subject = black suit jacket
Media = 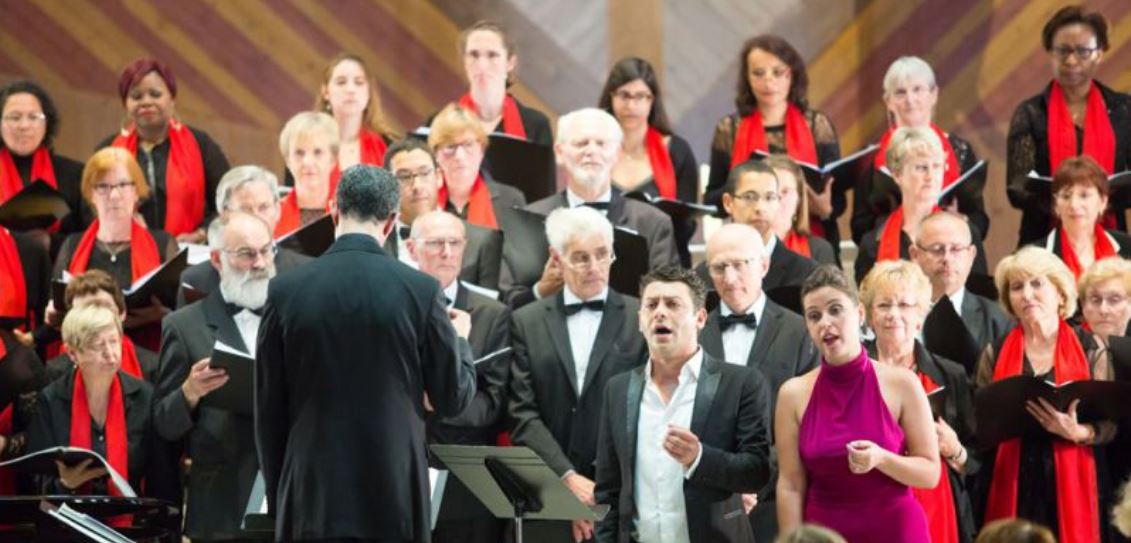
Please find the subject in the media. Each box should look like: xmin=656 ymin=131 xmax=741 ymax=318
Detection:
xmin=256 ymin=233 xmax=476 ymax=541
xmin=960 ymin=291 xmax=1012 ymax=369
xmin=508 ymin=290 xmax=647 ymax=479
xmin=594 ymin=353 xmax=772 ymax=543
xmin=175 ymin=247 xmax=311 ymax=308
xmin=855 ymin=216 xmax=989 ymax=285
xmin=152 ymin=290 xmax=258 ymax=540
xmin=6 ymin=229 xmax=49 ymax=332
xmin=385 ymin=221 xmax=505 ymax=291
xmin=26 ymin=369 xmax=173 ymax=500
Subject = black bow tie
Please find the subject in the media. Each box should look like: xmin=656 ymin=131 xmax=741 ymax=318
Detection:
xmin=398 ymin=225 xmax=411 ymax=240
xmin=580 ymin=201 xmax=610 ymax=211
xmin=719 ymin=312 xmax=757 ymax=331
xmin=564 ymin=300 xmax=605 ymax=316
xmin=226 ymin=302 xmax=263 ymax=317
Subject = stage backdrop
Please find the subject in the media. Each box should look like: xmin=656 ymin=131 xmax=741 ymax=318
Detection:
xmin=3 ymin=0 xmax=1130 ymax=262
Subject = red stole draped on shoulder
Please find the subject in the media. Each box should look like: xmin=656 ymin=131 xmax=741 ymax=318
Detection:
xmin=359 ymin=129 xmax=388 ymax=167
xmin=985 ymin=323 xmax=1100 ymax=543
xmin=0 ymin=146 xmax=56 ymax=202
xmin=0 ymin=227 xmax=26 ymax=320
xmin=70 ymin=371 xmax=130 ymax=525
xmin=912 ymin=371 xmax=960 ymax=543
xmin=274 ymin=180 xmax=336 ymax=238
xmin=458 ymin=93 xmax=527 ymax=140
xmin=1059 ymin=224 xmax=1116 ymax=279
xmin=438 ymin=174 xmax=498 ymax=229
xmin=67 ymin=220 xmax=161 ymax=282
xmin=875 ymin=124 xmax=960 ymax=187
xmin=645 ymin=126 xmax=677 ymax=199
xmin=877 ymin=206 xmax=939 ymax=262
xmin=783 ymin=230 xmax=811 ymax=258
xmin=1048 ymin=81 xmax=1116 ymax=229
xmin=111 ymin=121 xmax=205 ymax=236
xmin=731 ymin=104 xmax=817 ymax=168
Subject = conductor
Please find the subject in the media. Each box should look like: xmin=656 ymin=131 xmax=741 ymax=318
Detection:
xmin=255 ymin=164 xmax=478 ymax=542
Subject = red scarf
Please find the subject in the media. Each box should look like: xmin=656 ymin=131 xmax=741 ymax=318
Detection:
xmin=0 ymin=146 xmax=56 ymax=202
xmin=70 ymin=370 xmax=130 ymax=525
xmin=274 ymin=181 xmax=335 ymax=238
xmin=359 ymin=129 xmax=388 ymax=167
xmin=877 ymin=206 xmax=939 ymax=262
xmin=645 ymin=127 xmax=677 ymax=199
xmin=875 ymin=124 xmax=959 ymax=187
xmin=111 ymin=121 xmax=205 ymax=236
xmin=985 ymin=323 xmax=1100 ymax=543
xmin=438 ymin=174 xmax=498 ymax=229
xmin=912 ymin=371 xmax=960 ymax=543
xmin=458 ymin=93 xmax=527 ymax=140
xmin=783 ymin=230 xmax=811 ymax=258
xmin=1048 ymin=81 xmax=1116 ymax=230
xmin=67 ymin=220 xmax=161 ymax=283
xmin=0 ymin=227 xmax=26 ymax=320
xmin=1059 ymin=224 xmax=1117 ymax=279
xmin=731 ymin=104 xmax=817 ymax=169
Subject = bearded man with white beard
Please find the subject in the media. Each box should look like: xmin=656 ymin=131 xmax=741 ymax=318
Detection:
xmin=152 ymin=211 xmax=278 ymax=542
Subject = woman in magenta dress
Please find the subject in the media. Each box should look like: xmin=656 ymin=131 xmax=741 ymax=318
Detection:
xmin=775 ymin=264 xmax=939 ymax=542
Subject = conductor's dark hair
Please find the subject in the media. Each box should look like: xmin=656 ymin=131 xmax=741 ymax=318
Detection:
xmin=335 ymin=164 xmax=399 ymax=223
xmin=640 ymin=266 xmax=708 ymax=310
xmin=383 ymin=138 xmax=436 ymax=170
xmin=1041 ymin=5 xmax=1110 ymax=52
xmin=736 ymin=34 xmax=809 ymax=116
xmin=800 ymin=264 xmax=859 ymax=308
xmin=0 ymin=80 xmax=60 ymax=149
xmin=724 ymin=159 xmax=778 ymax=196
xmin=597 ymin=56 xmax=672 ymax=135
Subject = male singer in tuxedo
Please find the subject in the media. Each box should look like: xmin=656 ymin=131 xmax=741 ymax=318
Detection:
xmin=699 ymin=222 xmax=818 ymax=541
xmin=153 ymin=211 xmax=275 ymax=542
xmin=408 ymin=210 xmax=510 ymax=543
xmin=385 ymin=138 xmax=504 ymax=289
xmin=595 ymin=266 xmax=772 ymax=543
xmin=512 ymin=108 xmax=678 ymax=306
xmin=177 ymin=165 xmax=310 ymax=307
xmin=699 ymin=160 xmax=815 ymax=294
xmin=256 ymin=165 xmax=477 ymax=542
xmin=508 ymin=206 xmax=648 ymax=542
xmin=909 ymin=211 xmax=1010 ymax=360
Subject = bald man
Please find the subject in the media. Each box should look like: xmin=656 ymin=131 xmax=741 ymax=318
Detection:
xmin=698 ymin=223 xmax=817 ymax=543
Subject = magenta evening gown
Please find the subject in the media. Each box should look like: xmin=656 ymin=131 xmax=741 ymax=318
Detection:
xmin=797 ymin=347 xmax=930 ymax=543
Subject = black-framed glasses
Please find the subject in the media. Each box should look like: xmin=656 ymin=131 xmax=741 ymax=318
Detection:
xmin=1052 ymin=45 xmax=1099 ymax=60
xmin=394 ymin=167 xmax=436 ymax=185
xmin=914 ymin=243 xmax=972 ymax=258
xmin=92 ymin=182 xmax=136 ymax=195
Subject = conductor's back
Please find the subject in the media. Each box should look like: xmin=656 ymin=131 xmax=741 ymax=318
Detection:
xmin=255 ymin=165 xmax=477 ymax=542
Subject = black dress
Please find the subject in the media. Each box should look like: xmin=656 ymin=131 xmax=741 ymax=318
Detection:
xmin=616 ymin=133 xmax=699 ymax=267
xmin=851 ymin=132 xmax=988 ymax=244
xmin=96 ymin=126 xmax=230 ymax=235
xmin=706 ymin=110 xmax=844 ymax=262
xmin=1006 ymin=81 xmax=1131 ymax=248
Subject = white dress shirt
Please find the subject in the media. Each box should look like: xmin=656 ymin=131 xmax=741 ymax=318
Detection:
xmin=232 ymin=309 xmax=261 ymax=358
xmin=443 ymin=280 xmax=459 ymax=309
xmin=719 ymin=293 xmax=767 ymax=367
xmin=634 ymin=348 xmax=704 ymax=543
xmin=947 ymin=287 xmax=967 ymax=318
xmin=563 ymin=286 xmax=607 ymax=395
xmin=762 ymin=234 xmax=778 ymax=258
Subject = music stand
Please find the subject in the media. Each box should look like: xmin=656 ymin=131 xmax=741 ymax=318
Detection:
xmin=430 ymin=445 xmax=608 ymax=543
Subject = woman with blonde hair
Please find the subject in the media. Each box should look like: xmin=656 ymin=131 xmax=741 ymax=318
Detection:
xmin=275 ymin=111 xmax=340 ymax=236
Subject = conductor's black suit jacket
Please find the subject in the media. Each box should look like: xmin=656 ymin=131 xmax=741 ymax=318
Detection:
xmin=255 ymin=233 xmax=477 ymax=542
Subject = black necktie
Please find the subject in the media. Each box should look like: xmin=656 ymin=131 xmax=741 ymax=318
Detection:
xmin=580 ymin=201 xmax=610 ymax=211
xmin=398 ymin=225 xmax=411 ymax=240
xmin=564 ymin=300 xmax=605 ymax=316
xmin=719 ymin=313 xmax=757 ymax=331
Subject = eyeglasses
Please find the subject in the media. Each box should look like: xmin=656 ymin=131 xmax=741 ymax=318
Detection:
xmin=1 ymin=112 xmax=46 ymax=125
xmin=437 ymin=140 xmax=479 ymax=158
xmin=394 ymin=167 xmax=436 ymax=185
xmin=81 ymin=336 xmax=121 ymax=357
xmin=914 ymin=243 xmax=972 ymax=258
xmin=613 ymin=90 xmax=654 ymax=103
xmin=564 ymin=250 xmax=615 ymax=270
xmin=92 ymin=181 xmax=136 ymax=195
xmin=224 ymin=243 xmax=278 ymax=263
xmin=1052 ymin=45 xmax=1099 ymax=61
xmin=420 ymin=238 xmax=466 ymax=252
xmin=708 ymin=258 xmax=754 ymax=276
xmin=1085 ymin=294 xmax=1127 ymax=308
xmin=731 ymin=191 xmax=780 ymax=205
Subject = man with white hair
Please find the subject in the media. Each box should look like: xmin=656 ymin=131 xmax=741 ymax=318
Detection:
xmin=508 ymin=206 xmax=647 ymax=542
xmin=523 ymin=108 xmax=679 ymax=302
xmin=152 ymin=211 xmax=278 ymax=541
xmin=177 ymin=165 xmax=310 ymax=307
